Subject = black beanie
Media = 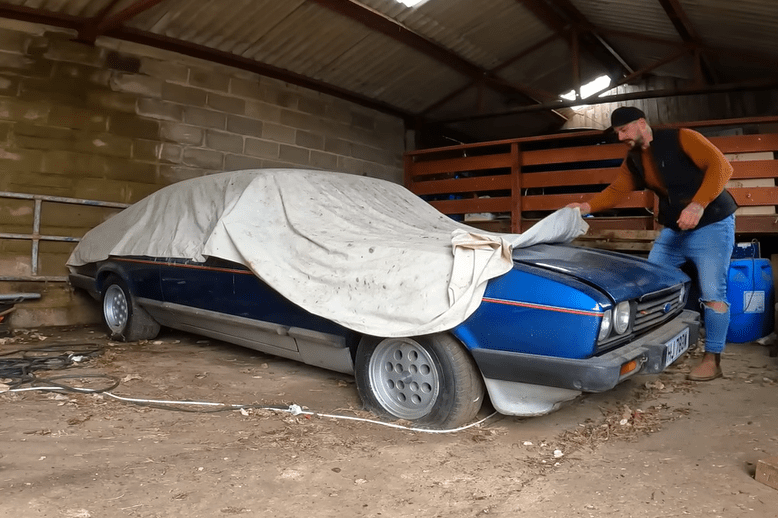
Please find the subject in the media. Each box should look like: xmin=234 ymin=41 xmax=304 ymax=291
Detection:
xmin=610 ymin=106 xmax=646 ymax=129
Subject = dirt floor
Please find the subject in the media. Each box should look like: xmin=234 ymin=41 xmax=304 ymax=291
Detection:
xmin=1 ymin=325 xmax=777 ymax=518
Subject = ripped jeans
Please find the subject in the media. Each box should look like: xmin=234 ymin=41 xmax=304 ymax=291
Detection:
xmin=648 ymin=214 xmax=735 ymax=354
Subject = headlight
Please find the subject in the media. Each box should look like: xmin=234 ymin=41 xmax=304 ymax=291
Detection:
xmin=613 ymin=301 xmax=631 ymax=334
xmin=678 ymin=284 xmax=686 ymax=305
xmin=598 ymin=309 xmax=612 ymax=341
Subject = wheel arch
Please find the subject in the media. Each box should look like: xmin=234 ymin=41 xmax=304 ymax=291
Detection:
xmin=95 ymin=261 xmax=133 ymax=295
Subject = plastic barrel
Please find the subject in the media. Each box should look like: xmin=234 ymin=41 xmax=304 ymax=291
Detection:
xmin=726 ymin=258 xmax=775 ymax=343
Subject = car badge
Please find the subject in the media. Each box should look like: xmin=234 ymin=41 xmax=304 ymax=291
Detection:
xmin=663 ymin=303 xmax=672 ymax=314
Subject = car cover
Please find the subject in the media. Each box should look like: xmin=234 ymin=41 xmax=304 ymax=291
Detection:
xmin=67 ymin=169 xmax=588 ymax=336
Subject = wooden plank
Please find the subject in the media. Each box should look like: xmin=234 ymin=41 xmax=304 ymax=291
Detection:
xmin=730 ymin=160 xmax=778 ymax=179
xmin=522 ymin=216 xmax=655 ymax=232
xmin=735 ymin=215 xmax=778 ymax=233
xmin=729 ymin=186 xmax=778 ymax=206
xmin=409 ymin=175 xmax=512 ymax=195
xmin=521 ymin=143 xmax=624 ymax=167
xmin=522 ymin=191 xmax=653 ymax=211
xmin=464 ymin=219 xmax=511 ymax=234
xmin=581 ymin=229 xmax=660 ymax=240
xmin=521 ymin=167 xmax=621 ymax=188
xmin=403 ymin=154 xmax=413 ymax=189
xmin=511 ymin=142 xmax=522 ymax=234
xmin=428 ymin=196 xmax=512 ymax=215
xmin=405 ymin=139 xmax=513 ymax=158
xmin=573 ymin=239 xmax=654 ymax=252
xmin=583 ymin=217 xmax=656 ymax=231
xmin=408 ymin=153 xmax=513 ymax=177
xmin=710 ymin=133 xmax=778 ymax=154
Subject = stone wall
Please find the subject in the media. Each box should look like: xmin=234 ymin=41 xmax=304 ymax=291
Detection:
xmin=0 ymin=20 xmax=406 ymax=329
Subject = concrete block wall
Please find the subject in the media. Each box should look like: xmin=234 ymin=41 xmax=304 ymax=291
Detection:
xmin=0 ymin=20 xmax=406 ymax=329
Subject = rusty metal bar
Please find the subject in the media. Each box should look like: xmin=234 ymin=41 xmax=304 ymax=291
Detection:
xmin=0 ymin=191 xmax=129 ymax=283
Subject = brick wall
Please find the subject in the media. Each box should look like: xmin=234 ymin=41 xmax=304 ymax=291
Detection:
xmin=0 ymin=20 xmax=406 ymax=329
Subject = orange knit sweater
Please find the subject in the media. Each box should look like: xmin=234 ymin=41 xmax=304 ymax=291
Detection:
xmin=587 ymin=128 xmax=734 ymax=214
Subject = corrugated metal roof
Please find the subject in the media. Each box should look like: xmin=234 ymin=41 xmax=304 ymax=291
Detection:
xmin=360 ymin=0 xmax=556 ymax=68
xmin=0 ymin=0 xmax=775 ymax=142
xmin=570 ymin=0 xmax=682 ymax=42
xmin=682 ymin=0 xmax=778 ymax=59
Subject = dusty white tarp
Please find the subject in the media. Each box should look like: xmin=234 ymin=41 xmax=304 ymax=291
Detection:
xmin=68 ymin=169 xmax=587 ymax=336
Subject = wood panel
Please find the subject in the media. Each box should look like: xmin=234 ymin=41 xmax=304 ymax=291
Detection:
xmin=406 ymin=122 xmax=778 ymax=248
xmin=407 ymin=153 xmax=513 ymax=177
xmin=521 ymin=217 xmax=655 ymax=232
xmin=731 ymin=160 xmax=778 ymax=179
xmin=711 ymin=134 xmax=778 ymax=154
xmin=410 ymin=175 xmax=512 ymax=195
xmin=521 ymin=143 xmax=624 ymax=166
xmin=521 ymin=167 xmax=621 ymax=188
xmin=736 ymin=215 xmax=778 ymax=233
xmin=522 ymin=191 xmax=653 ymax=211
xmin=428 ymin=196 xmax=512 ymax=215
xmin=729 ymin=186 xmax=778 ymax=206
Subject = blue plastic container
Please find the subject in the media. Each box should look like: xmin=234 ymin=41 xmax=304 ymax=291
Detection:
xmin=727 ymin=258 xmax=775 ymax=343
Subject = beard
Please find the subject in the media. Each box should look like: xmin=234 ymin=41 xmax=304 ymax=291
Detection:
xmin=625 ymin=134 xmax=644 ymax=149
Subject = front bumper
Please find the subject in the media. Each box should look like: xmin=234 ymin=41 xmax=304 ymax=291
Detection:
xmin=471 ymin=309 xmax=700 ymax=393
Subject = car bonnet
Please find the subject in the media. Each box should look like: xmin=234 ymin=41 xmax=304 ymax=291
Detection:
xmin=511 ymin=244 xmax=689 ymax=302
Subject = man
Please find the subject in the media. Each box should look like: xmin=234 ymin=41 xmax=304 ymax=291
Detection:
xmin=568 ymin=106 xmax=737 ymax=381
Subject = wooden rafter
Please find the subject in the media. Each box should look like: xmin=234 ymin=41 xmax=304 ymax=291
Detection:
xmin=79 ymin=0 xmax=168 ymax=43
xmin=597 ymin=27 xmax=777 ymax=71
xmin=0 ymin=2 xmax=413 ymax=121
xmin=308 ymin=0 xmax=541 ymax=108
xmin=437 ymin=78 xmax=778 ymax=123
xmin=421 ymin=31 xmax=565 ymax=117
xmin=519 ymin=0 xmax=633 ymax=78
xmin=656 ymin=0 xmax=717 ymax=84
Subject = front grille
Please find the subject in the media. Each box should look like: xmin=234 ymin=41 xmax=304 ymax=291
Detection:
xmin=633 ymin=284 xmax=685 ymax=333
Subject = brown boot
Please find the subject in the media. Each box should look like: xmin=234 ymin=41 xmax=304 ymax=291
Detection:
xmin=687 ymin=352 xmax=723 ymax=381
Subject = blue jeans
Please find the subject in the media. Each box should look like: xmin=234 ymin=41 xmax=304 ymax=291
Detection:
xmin=648 ymin=214 xmax=735 ymax=354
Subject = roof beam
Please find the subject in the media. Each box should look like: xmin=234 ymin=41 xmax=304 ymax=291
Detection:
xmin=0 ymin=3 xmax=413 ymax=122
xmin=597 ymin=27 xmax=777 ymax=68
xmin=656 ymin=0 xmax=717 ymax=84
xmin=0 ymin=2 xmax=81 ymax=30
xmin=519 ymin=0 xmax=632 ymax=78
xmin=422 ymin=33 xmax=563 ymax=116
xmin=79 ymin=0 xmax=168 ymax=43
xmin=115 ymin=26 xmax=414 ymax=121
xmin=307 ymin=0 xmax=539 ymax=106
xmin=436 ymin=78 xmax=778 ymax=123
xmin=309 ymin=0 xmax=482 ymax=78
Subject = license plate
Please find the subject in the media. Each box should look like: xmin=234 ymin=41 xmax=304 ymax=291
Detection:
xmin=664 ymin=328 xmax=690 ymax=367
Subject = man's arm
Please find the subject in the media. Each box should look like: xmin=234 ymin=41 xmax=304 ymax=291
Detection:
xmin=677 ymin=128 xmax=734 ymax=230
xmin=568 ymin=162 xmax=637 ymax=214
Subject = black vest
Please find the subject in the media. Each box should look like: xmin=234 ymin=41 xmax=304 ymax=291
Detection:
xmin=625 ymin=128 xmax=737 ymax=231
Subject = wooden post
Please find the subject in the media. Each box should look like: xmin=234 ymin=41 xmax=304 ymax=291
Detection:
xmin=511 ymin=142 xmax=522 ymax=234
xmin=403 ymin=153 xmax=414 ymax=190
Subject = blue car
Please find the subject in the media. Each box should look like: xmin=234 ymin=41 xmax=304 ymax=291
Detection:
xmin=67 ymin=169 xmax=699 ymax=428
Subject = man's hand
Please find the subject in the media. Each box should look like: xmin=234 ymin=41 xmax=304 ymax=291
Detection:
xmin=566 ymin=202 xmax=591 ymax=215
xmin=677 ymin=202 xmax=704 ymax=230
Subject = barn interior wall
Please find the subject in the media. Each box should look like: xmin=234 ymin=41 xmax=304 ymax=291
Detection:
xmin=0 ymin=19 xmax=406 ymax=330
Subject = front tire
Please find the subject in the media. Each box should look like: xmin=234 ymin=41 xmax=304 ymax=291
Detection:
xmin=101 ymin=274 xmax=160 ymax=342
xmin=354 ymin=333 xmax=485 ymax=429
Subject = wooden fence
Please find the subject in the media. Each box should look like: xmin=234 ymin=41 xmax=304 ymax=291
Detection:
xmin=405 ymin=116 xmax=778 ymax=251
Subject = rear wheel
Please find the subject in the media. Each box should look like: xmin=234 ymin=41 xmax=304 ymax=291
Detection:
xmin=354 ymin=333 xmax=485 ymax=429
xmin=101 ymin=274 xmax=160 ymax=342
